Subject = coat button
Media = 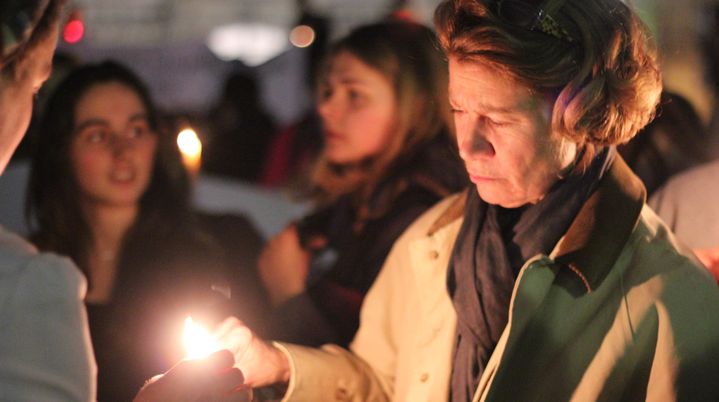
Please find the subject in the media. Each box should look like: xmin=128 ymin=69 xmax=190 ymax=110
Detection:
xmin=428 ymin=250 xmax=439 ymax=259
xmin=420 ymin=372 xmax=429 ymax=382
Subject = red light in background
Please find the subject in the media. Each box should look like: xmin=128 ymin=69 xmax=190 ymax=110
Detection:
xmin=64 ymin=19 xmax=84 ymax=43
xmin=63 ymin=10 xmax=85 ymax=44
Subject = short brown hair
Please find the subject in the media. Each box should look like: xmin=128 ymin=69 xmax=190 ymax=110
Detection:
xmin=435 ymin=0 xmax=662 ymax=148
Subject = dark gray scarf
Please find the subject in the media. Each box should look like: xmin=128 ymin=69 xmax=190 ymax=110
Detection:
xmin=447 ymin=147 xmax=615 ymax=402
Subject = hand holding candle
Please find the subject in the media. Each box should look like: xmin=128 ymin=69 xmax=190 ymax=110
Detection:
xmin=184 ymin=316 xmax=221 ymax=360
xmin=132 ymin=317 xmax=255 ymax=402
xmin=133 ymin=350 xmax=249 ymax=402
xmin=213 ymin=317 xmax=291 ymax=388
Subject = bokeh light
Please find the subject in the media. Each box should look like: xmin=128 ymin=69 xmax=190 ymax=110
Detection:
xmin=290 ymin=25 xmax=315 ymax=48
xmin=177 ymin=128 xmax=202 ymax=158
xmin=183 ymin=316 xmax=219 ymax=360
xmin=63 ymin=19 xmax=84 ymax=44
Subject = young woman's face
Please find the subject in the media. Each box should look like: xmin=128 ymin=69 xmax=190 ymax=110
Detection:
xmin=70 ymin=81 xmax=158 ymax=209
xmin=317 ymin=51 xmax=397 ymax=164
xmin=449 ymin=57 xmax=577 ymax=208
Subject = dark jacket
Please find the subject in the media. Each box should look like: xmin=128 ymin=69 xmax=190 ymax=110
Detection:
xmin=84 ymin=212 xmax=265 ymax=402
xmin=269 ymin=136 xmax=467 ymax=347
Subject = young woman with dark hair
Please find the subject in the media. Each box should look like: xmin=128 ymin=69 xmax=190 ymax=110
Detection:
xmin=26 ymin=60 xmax=263 ymax=402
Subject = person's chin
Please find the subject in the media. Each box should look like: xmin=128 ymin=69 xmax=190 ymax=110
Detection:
xmin=475 ymin=185 xmax=499 ymax=204
xmin=325 ymin=151 xmax=355 ymax=165
xmin=105 ymin=196 xmax=141 ymax=208
xmin=475 ymin=187 xmax=525 ymax=208
xmin=102 ymin=186 xmax=143 ymax=206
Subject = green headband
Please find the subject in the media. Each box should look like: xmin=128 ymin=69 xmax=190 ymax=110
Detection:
xmin=495 ymin=0 xmax=575 ymax=44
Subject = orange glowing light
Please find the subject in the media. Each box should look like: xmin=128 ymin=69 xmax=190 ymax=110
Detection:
xmin=183 ymin=316 xmax=220 ymax=360
xmin=176 ymin=128 xmax=202 ymax=177
xmin=290 ymin=25 xmax=315 ymax=48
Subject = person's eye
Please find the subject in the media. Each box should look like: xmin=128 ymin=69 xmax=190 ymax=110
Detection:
xmin=86 ymin=129 xmax=108 ymax=143
xmin=318 ymin=85 xmax=333 ymax=102
xmin=451 ymin=107 xmax=465 ymax=115
xmin=129 ymin=124 xmax=149 ymax=138
xmin=347 ymin=89 xmax=367 ymax=107
xmin=483 ymin=116 xmax=507 ymax=128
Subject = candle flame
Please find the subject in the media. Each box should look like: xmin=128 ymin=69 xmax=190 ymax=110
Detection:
xmin=177 ymin=128 xmax=202 ymax=158
xmin=183 ymin=316 xmax=219 ymax=360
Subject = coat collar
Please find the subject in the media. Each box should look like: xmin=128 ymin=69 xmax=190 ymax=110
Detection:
xmin=550 ymin=156 xmax=646 ymax=292
xmin=428 ymin=156 xmax=646 ymax=293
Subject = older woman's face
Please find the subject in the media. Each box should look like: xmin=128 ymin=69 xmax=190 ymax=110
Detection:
xmin=0 ymin=28 xmax=58 ymax=174
xmin=449 ymin=57 xmax=577 ymax=208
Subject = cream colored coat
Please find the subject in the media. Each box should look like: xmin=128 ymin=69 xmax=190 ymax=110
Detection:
xmin=279 ymin=158 xmax=719 ymax=402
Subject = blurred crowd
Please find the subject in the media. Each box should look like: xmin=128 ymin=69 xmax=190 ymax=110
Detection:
xmin=2 ymin=0 xmax=719 ymax=401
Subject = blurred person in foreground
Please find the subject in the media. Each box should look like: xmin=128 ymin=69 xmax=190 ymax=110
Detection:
xmin=650 ymin=159 xmax=719 ymax=283
xmin=215 ymin=0 xmax=719 ymax=401
xmin=0 ymin=0 xmax=95 ymax=399
xmin=618 ymin=90 xmax=713 ymax=196
xmin=0 ymin=1 xmax=245 ymax=401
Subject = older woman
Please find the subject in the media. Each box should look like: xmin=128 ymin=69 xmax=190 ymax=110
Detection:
xmin=217 ymin=0 xmax=719 ymax=401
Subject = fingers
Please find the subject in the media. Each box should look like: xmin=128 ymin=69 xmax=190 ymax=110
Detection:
xmin=213 ymin=317 xmax=254 ymax=363
xmin=220 ymin=388 xmax=253 ymax=402
xmin=226 ymin=326 xmax=254 ymax=359
xmin=134 ymin=349 xmax=248 ymax=402
xmin=213 ymin=367 xmax=246 ymax=393
xmin=204 ymin=349 xmax=235 ymax=372
xmin=174 ymin=354 xmax=246 ymax=399
xmin=213 ymin=316 xmax=245 ymax=340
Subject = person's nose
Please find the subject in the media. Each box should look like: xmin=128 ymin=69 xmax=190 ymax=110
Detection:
xmin=317 ymin=94 xmax=340 ymax=126
xmin=110 ymin=133 xmax=134 ymax=158
xmin=457 ymin=118 xmax=494 ymax=161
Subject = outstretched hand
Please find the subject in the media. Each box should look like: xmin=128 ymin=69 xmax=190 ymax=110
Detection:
xmin=133 ymin=350 xmax=250 ymax=402
xmin=214 ymin=317 xmax=291 ymax=388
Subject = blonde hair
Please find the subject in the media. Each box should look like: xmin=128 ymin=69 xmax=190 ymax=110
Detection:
xmin=435 ymin=0 xmax=662 ymax=161
xmin=310 ymin=20 xmax=454 ymax=209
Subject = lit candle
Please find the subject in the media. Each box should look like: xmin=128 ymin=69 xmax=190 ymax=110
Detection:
xmin=183 ymin=316 xmax=219 ymax=360
xmin=181 ymin=316 xmax=253 ymax=400
xmin=177 ymin=128 xmax=202 ymax=178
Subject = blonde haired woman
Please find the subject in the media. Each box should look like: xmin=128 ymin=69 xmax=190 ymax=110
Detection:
xmin=258 ymin=20 xmax=466 ymax=347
